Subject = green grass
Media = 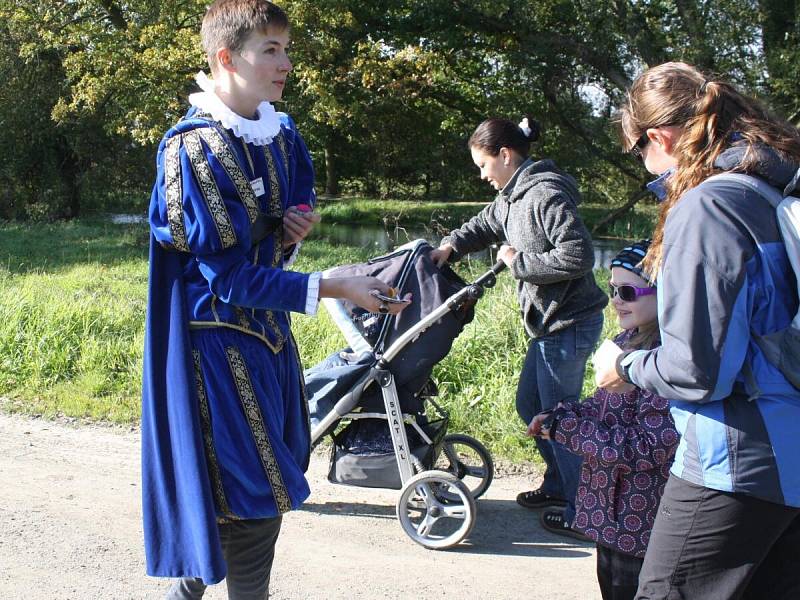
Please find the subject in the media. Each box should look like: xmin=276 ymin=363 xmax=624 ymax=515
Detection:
xmin=0 ymin=217 xmax=622 ymax=462
xmin=0 ymin=218 xmax=149 ymax=274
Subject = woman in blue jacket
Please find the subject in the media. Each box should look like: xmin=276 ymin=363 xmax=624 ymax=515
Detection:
xmin=595 ymin=62 xmax=800 ymax=599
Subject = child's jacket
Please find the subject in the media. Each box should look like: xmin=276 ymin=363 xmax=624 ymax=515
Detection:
xmin=552 ymin=333 xmax=678 ymax=557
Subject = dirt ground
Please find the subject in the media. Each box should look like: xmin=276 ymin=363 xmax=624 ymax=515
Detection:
xmin=0 ymin=412 xmax=600 ymax=599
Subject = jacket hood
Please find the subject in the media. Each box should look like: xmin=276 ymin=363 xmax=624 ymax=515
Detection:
xmin=501 ymin=159 xmax=582 ymax=206
xmin=715 ymin=143 xmax=800 ymax=191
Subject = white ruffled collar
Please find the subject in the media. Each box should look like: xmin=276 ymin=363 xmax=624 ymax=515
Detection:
xmin=188 ymin=72 xmax=281 ymax=145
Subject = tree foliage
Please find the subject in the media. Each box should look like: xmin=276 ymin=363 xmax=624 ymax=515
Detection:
xmin=0 ymin=0 xmax=796 ymax=223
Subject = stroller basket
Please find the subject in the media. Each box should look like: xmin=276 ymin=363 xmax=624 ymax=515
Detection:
xmin=328 ymin=416 xmax=449 ymax=489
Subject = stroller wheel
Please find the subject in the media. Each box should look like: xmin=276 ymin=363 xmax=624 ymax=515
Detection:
xmin=396 ymin=470 xmax=476 ymax=549
xmin=434 ymin=434 xmax=494 ymax=500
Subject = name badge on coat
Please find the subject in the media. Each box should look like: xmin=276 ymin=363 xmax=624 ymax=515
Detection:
xmin=250 ymin=177 xmax=266 ymax=196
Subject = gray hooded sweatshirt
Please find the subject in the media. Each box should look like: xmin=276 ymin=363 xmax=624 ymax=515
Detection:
xmin=443 ymin=158 xmax=608 ymax=338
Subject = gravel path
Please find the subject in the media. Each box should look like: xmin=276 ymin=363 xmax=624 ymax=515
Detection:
xmin=0 ymin=413 xmax=600 ymax=599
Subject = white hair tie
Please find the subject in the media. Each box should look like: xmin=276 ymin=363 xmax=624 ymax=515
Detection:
xmin=518 ymin=117 xmax=532 ymax=138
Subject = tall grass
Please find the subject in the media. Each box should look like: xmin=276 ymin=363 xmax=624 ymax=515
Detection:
xmin=0 ymin=219 xmax=623 ymax=461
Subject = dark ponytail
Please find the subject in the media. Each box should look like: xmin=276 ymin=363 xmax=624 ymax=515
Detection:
xmin=468 ymin=115 xmax=542 ymax=157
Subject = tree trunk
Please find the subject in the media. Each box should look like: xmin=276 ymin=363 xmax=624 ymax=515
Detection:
xmin=56 ymin=135 xmax=82 ymax=219
xmin=324 ymin=135 xmax=339 ymax=197
xmin=591 ymin=188 xmax=650 ymax=236
xmin=439 ymin=156 xmax=450 ymax=199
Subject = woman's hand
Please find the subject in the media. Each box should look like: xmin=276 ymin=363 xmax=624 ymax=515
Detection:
xmin=283 ymin=205 xmax=321 ymax=247
xmin=320 ymin=276 xmax=412 ymax=316
xmin=593 ymin=341 xmax=636 ymax=393
xmin=497 ymin=244 xmax=517 ymax=267
xmin=430 ymin=244 xmax=454 ymax=267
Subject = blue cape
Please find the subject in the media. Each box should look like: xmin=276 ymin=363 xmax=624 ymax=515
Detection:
xmin=141 ymin=237 xmax=227 ymax=584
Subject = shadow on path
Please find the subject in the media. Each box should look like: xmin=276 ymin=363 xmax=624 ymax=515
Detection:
xmin=300 ymin=497 xmax=593 ymax=558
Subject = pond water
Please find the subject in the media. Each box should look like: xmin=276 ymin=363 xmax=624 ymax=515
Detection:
xmin=309 ymin=222 xmax=627 ymax=271
xmin=111 ymin=214 xmax=626 ymax=270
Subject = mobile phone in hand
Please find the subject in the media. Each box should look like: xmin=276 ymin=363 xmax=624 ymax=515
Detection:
xmin=368 ymin=289 xmax=408 ymax=304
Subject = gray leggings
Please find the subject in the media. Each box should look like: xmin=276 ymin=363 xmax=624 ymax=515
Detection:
xmin=166 ymin=516 xmax=283 ymax=600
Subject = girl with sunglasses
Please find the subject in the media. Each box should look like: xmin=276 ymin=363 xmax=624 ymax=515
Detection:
xmin=529 ymin=240 xmax=679 ymax=600
xmin=594 ymin=62 xmax=800 ymax=599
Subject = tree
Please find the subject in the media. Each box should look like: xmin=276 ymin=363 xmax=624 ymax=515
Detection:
xmin=0 ymin=0 xmax=794 ymax=222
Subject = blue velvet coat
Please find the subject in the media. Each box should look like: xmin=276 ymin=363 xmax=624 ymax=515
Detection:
xmin=142 ymin=107 xmax=316 ymax=584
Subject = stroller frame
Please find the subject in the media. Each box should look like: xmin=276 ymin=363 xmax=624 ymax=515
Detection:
xmin=310 ymin=244 xmax=505 ymax=548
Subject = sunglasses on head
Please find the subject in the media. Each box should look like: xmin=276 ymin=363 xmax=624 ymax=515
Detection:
xmin=629 ymin=132 xmax=650 ymax=161
xmin=608 ymin=282 xmax=656 ymax=302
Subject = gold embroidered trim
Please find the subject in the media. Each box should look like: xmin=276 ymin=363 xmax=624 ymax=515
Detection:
xmin=276 ymin=131 xmax=289 ymax=174
xmin=197 ymin=127 xmax=259 ymax=224
xmin=164 ymin=136 xmax=189 ymax=252
xmin=189 ymin=320 xmax=282 ymax=354
xmin=264 ymin=310 xmax=285 ymax=351
xmin=263 ymin=145 xmax=283 ymax=266
xmin=192 ymin=350 xmax=238 ymax=520
xmin=210 ymin=296 xmax=221 ymax=323
xmin=263 ymin=146 xmax=282 ymax=218
xmin=261 ymin=144 xmax=286 ymax=347
xmin=225 ymin=346 xmax=292 ymax=514
xmin=183 ymin=130 xmax=238 ymax=249
xmin=234 ymin=306 xmax=251 ymax=329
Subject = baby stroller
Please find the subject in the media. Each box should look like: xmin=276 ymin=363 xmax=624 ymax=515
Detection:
xmin=305 ymin=240 xmax=505 ymax=549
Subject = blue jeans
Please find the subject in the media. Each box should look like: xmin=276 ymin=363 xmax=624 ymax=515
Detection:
xmin=516 ymin=312 xmax=603 ymax=524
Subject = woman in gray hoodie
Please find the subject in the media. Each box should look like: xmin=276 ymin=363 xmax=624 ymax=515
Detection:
xmin=431 ymin=116 xmax=607 ymax=538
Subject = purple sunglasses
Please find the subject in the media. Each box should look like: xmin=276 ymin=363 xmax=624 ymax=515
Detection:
xmin=608 ymin=282 xmax=656 ymax=302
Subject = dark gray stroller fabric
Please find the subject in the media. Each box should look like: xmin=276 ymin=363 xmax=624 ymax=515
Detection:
xmin=323 ymin=242 xmax=474 ymax=391
xmin=305 ymin=350 xmax=372 ymax=430
xmin=304 ymin=242 xmax=473 ymax=426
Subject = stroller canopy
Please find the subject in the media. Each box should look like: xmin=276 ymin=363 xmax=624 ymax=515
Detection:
xmin=305 ymin=240 xmax=475 ymax=428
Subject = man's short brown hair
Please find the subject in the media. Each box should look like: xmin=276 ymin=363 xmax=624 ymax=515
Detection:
xmin=201 ymin=0 xmax=289 ymax=71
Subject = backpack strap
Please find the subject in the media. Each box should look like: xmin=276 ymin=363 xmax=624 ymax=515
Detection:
xmin=784 ymin=166 xmax=800 ymax=197
xmin=707 ymin=172 xmax=784 ymax=207
xmin=706 ymin=171 xmax=800 ymax=393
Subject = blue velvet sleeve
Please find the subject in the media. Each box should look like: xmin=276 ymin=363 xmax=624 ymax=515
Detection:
xmin=149 ymin=125 xmax=310 ymax=313
xmin=280 ymin=114 xmax=317 ymax=210
xmin=196 ymin=248 xmax=309 ymax=312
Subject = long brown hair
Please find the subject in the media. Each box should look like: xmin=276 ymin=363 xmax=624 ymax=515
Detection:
xmin=624 ymin=321 xmax=660 ymax=352
xmin=618 ymin=62 xmax=800 ymax=278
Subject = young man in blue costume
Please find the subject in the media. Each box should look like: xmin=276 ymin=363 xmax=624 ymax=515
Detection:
xmin=142 ymin=1 xmax=409 ymax=597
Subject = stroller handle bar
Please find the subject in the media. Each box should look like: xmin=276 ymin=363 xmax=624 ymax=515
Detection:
xmin=473 ymin=259 xmax=506 ymax=287
xmin=379 ymin=259 xmax=507 ymax=364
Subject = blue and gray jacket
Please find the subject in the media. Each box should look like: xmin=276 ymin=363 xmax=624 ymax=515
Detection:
xmin=626 ymin=144 xmax=800 ymax=507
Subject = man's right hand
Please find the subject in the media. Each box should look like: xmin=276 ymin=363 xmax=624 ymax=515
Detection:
xmin=320 ymin=276 xmax=411 ymax=316
xmin=430 ymin=244 xmax=454 ymax=267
